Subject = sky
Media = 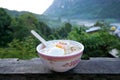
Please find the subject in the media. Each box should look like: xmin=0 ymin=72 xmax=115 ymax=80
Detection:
xmin=0 ymin=0 xmax=54 ymax=14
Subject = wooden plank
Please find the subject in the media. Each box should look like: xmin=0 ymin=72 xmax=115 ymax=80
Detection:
xmin=68 ymin=60 xmax=120 ymax=74
xmin=0 ymin=58 xmax=120 ymax=74
xmin=90 ymin=57 xmax=120 ymax=61
xmin=0 ymin=58 xmax=19 ymax=61
xmin=0 ymin=58 xmax=51 ymax=74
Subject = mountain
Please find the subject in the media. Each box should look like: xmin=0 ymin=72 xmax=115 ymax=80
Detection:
xmin=4 ymin=8 xmax=50 ymax=22
xmin=44 ymin=0 xmax=120 ymax=19
xmin=2 ymin=8 xmax=62 ymax=28
xmin=4 ymin=9 xmax=30 ymax=17
xmin=5 ymin=9 xmax=43 ymax=18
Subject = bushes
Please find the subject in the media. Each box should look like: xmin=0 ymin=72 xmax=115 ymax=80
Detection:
xmin=0 ymin=36 xmax=38 ymax=59
xmin=68 ymin=26 xmax=120 ymax=59
xmin=0 ymin=22 xmax=120 ymax=59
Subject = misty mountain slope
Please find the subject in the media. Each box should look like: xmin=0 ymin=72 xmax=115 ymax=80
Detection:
xmin=44 ymin=0 xmax=120 ymax=19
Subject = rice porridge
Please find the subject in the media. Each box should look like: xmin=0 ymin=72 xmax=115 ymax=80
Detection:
xmin=40 ymin=40 xmax=82 ymax=56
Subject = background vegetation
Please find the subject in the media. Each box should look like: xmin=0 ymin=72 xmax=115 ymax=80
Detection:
xmin=0 ymin=8 xmax=120 ymax=59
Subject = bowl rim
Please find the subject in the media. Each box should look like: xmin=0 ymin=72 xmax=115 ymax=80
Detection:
xmin=36 ymin=40 xmax=84 ymax=58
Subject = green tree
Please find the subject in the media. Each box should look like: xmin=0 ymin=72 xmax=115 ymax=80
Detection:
xmin=58 ymin=22 xmax=72 ymax=38
xmin=94 ymin=20 xmax=110 ymax=27
xmin=0 ymin=8 xmax=13 ymax=47
xmin=10 ymin=13 xmax=52 ymax=40
xmin=49 ymin=22 xmax=72 ymax=39
xmin=36 ymin=21 xmax=52 ymax=40
xmin=10 ymin=13 xmax=39 ymax=40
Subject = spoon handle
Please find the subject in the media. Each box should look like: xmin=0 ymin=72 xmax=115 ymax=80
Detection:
xmin=31 ymin=30 xmax=47 ymax=47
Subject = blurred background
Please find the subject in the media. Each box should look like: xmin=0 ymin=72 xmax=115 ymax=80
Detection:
xmin=0 ymin=0 xmax=120 ymax=59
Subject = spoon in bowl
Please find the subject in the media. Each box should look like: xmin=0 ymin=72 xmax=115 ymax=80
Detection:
xmin=31 ymin=30 xmax=47 ymax=47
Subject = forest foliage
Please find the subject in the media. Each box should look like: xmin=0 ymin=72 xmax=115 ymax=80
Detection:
xmin=0 ymin=8 xmax=120 ymax=59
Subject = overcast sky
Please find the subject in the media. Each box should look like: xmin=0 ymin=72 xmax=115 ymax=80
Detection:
xmin=0 ymin=0 xmax=54 ymax=14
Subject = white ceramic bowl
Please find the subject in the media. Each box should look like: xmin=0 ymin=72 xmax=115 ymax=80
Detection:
xmin=36 ymin=40 xmax=84 ymax=72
